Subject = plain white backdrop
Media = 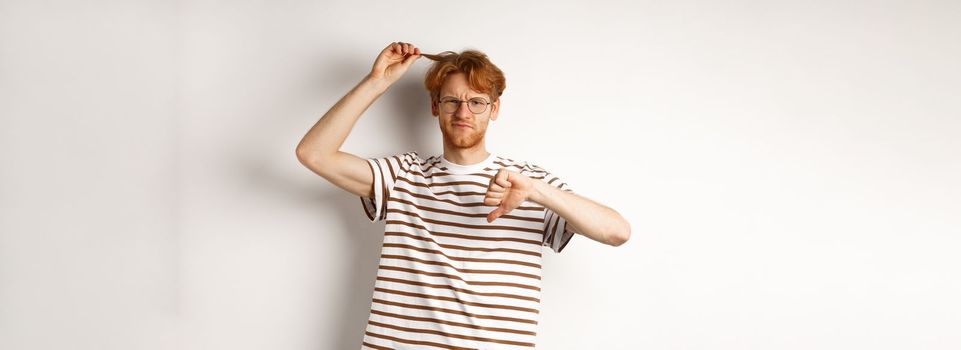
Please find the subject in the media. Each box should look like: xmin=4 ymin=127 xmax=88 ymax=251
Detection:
xmin=1 ymin=0 xmax=959 ymax=349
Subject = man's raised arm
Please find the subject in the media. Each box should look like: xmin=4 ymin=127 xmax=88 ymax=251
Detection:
xmin=295 ymin=42 xmax=422 ymax=198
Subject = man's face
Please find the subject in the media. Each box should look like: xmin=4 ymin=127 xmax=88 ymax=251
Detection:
xmin=432 ymin=72 xmax=500 ymax=149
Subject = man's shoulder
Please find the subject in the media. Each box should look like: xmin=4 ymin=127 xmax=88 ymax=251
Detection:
xmin=494 ymin=154 xmax=550 ymax=174
xmin=396 ymin=151 xmax=428 ymax=162
xmin=373 ymin=151 xmax=427 ymax=173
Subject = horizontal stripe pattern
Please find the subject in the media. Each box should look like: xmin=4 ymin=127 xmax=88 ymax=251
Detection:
xmin=518 ymin=162 xmax=578 ymax=254
xmin=358 ymin=152 xmax=576 ymax=349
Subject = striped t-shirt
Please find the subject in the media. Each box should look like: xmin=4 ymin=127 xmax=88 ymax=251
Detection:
xmin=358 ymin=151 xmax=578 ymax=349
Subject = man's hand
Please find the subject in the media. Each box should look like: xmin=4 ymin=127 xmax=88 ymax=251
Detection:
xmin=484 ymin=169 xmax=535 ymax=223
xmin=369 ymin=41 xmax=421 ymax=86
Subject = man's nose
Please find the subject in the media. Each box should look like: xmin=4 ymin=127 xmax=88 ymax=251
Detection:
xmin=455 ymin=101 xmax=473 ymax=117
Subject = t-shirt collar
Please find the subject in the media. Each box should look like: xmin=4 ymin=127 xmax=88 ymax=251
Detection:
xmin=440 ymin=152 xmax=496 ymax=174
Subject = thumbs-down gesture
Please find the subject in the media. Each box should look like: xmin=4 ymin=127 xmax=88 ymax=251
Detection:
xmin=484 ymin=168 xmax=535 ymax=223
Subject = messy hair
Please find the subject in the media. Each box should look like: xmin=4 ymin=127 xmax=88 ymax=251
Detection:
xmin=422 ymin=50 xmax=506 ymax=104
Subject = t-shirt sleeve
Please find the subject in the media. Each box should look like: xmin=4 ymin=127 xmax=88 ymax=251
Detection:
xmin=528 ymin=164 xmax=578 ymax=253
xmin=359 ymin=151 xmax=417 ymax=222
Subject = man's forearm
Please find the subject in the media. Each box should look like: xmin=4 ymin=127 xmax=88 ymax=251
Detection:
xmin=295 ymin=74 xmax=390 ymax=162
xmin=529 ymin=180 xmax=631 ymax=247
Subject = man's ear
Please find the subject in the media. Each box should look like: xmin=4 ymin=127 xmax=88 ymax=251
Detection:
xmin=490 ymin=98 xmax=500 ymax=121
xmin=430 ymin=99 xmax=438 ymax=117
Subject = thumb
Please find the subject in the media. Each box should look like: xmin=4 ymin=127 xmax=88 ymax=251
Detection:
xmin=487 ymin=207 xmax=503 ymax=223
xmin=401 ymin=53 xmax=420 ymax=67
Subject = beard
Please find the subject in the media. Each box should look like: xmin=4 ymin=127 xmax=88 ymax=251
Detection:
xmin=440 ymin=122 xmax=486 ymax=149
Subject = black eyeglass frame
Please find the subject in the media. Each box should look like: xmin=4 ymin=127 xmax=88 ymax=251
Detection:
xmin=437 ymin=97 xmax=494 ymax=115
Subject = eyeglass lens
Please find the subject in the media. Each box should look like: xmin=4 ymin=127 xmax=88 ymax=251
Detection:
xmin=440 ymin=98 xmax=489 ymax=114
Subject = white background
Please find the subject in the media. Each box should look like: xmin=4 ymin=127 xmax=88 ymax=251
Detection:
xmin=1 ymin=0 xmax=959 ymax=349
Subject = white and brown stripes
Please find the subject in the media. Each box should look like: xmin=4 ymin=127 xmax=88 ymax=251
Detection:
xmin=359 ymin=152 xmax=582 ymax=349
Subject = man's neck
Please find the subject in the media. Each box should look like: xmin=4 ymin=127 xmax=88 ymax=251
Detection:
xmin=442 ymin=148 xmax=490 ymax=166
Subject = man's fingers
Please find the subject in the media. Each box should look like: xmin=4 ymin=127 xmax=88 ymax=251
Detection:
xmin=393 ymin=42 xmax=407 ymax=56
xmin=393 ymin=42 xmax=416 ymax=54
xmin=495 ymin=175 xmax=511 ymax=188
xmin=396 ymin=42 xmax=421 ymax=66
xmin=486 ymin=190 xmax=504 ymax=199
xmin=493 ymin=169 xmax=511 ymax=188
xmin=388 ymin=42 xmax=420 ymax=57
xmin=487 ymin=208 xmax=502 ymax=223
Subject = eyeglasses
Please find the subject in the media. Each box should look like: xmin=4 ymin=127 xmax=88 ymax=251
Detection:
xmin=438 ymin=97 xmax=493 ymax=114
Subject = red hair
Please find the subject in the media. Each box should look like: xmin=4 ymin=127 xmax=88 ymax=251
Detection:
xmin=423 ymin=49 xmax=506 ymax=104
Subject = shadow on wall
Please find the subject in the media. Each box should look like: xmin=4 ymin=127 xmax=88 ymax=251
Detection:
xmin=327 ymin=74 xmax=440 ymax=349
xmin=322 ymin=61 xmax=437 ymax=349
xmin=215 ymin=44 xmax=446 ymax=348
xmin=314 ymin=48 xmax=438 ymax=157
xmin=238 ymin=149 xmax=384 ymax=349
xmin=325 ymin=191 xmax=383 ymax=350
xmin=251 ymin=49 xmax=441 ymax=348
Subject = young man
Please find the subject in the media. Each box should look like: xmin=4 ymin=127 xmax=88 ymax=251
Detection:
xmin=296 ymin=41 xmax=630 ymax=349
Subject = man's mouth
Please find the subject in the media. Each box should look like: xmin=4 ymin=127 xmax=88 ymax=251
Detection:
xmin=453 ymin=123 xmax=472 ymax=129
